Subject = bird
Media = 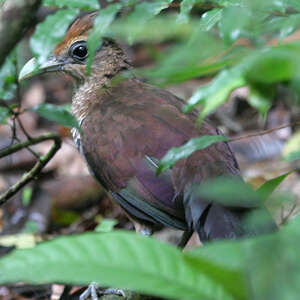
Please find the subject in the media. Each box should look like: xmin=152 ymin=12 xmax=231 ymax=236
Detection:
xmin=19 ymin=13 xmax=277 ymax=245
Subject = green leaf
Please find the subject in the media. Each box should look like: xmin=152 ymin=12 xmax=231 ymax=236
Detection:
xmin=196 ymin=177 xmax=261 ymax=207
xmin=95 ymin=219 xmax=117 ymax=233
xmin=265 ymin=14 xmax=300 ymax=40
xmin=184 ymin=68 xmax=246 ymax=119
xmin=0 ymin=231 xmax=246 ymax=300
xmin=143 ymin=30 xmax=226 ymax=85
xmin=198 ymin=8 xmax=223 ymax=31
xmin=248 ymin=84 xmax=274 ymax=118
xmin=286 ymin=0 xmax=300 ymax=11
xmin=22 ymin=186 xmax=33 ymax=206
xmin=0 ymin=52 xmax=17 ymax=101
xmin=282 ymin=131 xmax=300 ymax=161
xmin=157 ymin=135 xmax=227 ymax=174
xmin=244 ymin=44 xmax=300 ymax=84
xmin=191 ymin=215 xmax=300 ymax=300
xmin=30 ymin=103 xmax=79 ymax=129
xmin=218 ymin=6 xmax=253 ymax=45
xmin=245 ymin=215 xmax=300 ymax=300
xmin=23 ymin=221 xmax=39 ymax=234
xmin=86 ymin=3 xmax=122 ymax=73
xmin=256 ymin=172 xmax=292 ymax=202
xmin=0 ymin=107 xmax=12 ymax=124
xmin=43 ymin=0 xmax=100 ymax=10
xmin=126 ymin=0 xmax=174 ymax=43
xmin=30 ymin=9 xmax=79 ymax=65
xmin=177 ymin=0 xmax=199 ymax=24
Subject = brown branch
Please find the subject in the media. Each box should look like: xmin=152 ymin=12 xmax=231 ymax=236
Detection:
xmin=228 ymin=122 xmax=300 ymax=143
xmin=0 ymin=133 xmax=61 ymax=205
xmin=0 ymin=0 xmax=41 ymax=68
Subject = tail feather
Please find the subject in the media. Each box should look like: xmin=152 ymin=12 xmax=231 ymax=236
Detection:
xmin=184 ymin=188 xmax=278 ymax=242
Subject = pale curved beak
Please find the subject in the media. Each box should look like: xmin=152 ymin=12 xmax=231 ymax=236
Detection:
xmin=18 ymin=57 xmax=64 ymax=82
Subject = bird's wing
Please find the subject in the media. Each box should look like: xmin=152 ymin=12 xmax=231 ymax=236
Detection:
xmin=80 ymin=79 xmax=245 ymax=230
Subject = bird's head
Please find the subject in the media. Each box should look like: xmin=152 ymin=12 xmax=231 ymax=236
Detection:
xmin=19 ymin=13 xmax=129 ymax=85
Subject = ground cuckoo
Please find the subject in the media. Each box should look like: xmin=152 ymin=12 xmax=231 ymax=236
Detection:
xmin=19 ymin=13 xmax=277 ymax=244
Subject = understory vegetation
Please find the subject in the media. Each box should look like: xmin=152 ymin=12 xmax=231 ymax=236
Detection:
xmin=0 ymin=0 xmax=300 ymax=299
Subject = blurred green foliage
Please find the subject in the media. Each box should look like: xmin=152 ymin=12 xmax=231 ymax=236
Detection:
xmin=0 ymin=214 xmax=300 ymax=300
xmin=0 ymin=0 xmax=300 ymax=299
xmin=29 ymin=103 xmax=79 ymax=128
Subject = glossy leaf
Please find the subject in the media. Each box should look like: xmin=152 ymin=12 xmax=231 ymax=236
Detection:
xmin=30 ymin=103 xmax=79 ymax=129
xmin=198 ymin=8 xmax=223 ymax=31
xmin=43 ymin=0 xmax=100 ymax=10
xmin=30 ymin=9 xmax=79 ymax=65
xmin=0 ymin=231 xmax=246 ymax=300
xmin=157 ymin=135 xmax=227 ymax=174
xmin=86 ymin=3 xmax=122 ymax=72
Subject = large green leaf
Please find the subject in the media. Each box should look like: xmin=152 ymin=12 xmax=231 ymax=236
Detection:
xmin=30 ymin=9 xmax=79 ymax=65
xmin=30 ymin=103 xmax=79 ymax=129
xmin=245 ymin=215 xmax=300 ymax=300
xmin=0 ymin=231 xmax=246 ymax=300
xmin=86 ymin=3 xmax=122 ymax=72
xmin=157 ymin=135 xmax=227 ymax=174
xmin=191 ymin=215 xmax=300 ymax=300
xmin=43 ymin=0 xmax=99 ymax=10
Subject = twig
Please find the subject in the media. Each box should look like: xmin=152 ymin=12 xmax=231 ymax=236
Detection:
xmin=0 ymin=133 xmax=61 ymax=205
xmin=228 ymin=121 xmax=300 ymax=143
xmin=280 ymin=204 xmax=298 ymax=226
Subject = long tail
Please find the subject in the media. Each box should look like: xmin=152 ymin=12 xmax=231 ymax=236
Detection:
xmin=184 ymin=193 xmax=277 ymax=242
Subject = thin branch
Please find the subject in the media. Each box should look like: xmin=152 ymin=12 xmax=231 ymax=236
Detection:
xmin=228 ymin=121 xmax=300 ymax=143
xmin=0 ymin=0 xmax=41 ymax=68
xmin=0 ymin=133 xmax=61 ymax=205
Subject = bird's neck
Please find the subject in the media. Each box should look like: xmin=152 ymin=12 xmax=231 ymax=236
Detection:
xmin=71 ymin=53 xmax=131 ymax=125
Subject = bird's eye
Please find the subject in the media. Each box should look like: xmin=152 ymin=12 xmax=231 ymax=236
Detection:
xmin=69 ymin=41 xmax=88 ymax=61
